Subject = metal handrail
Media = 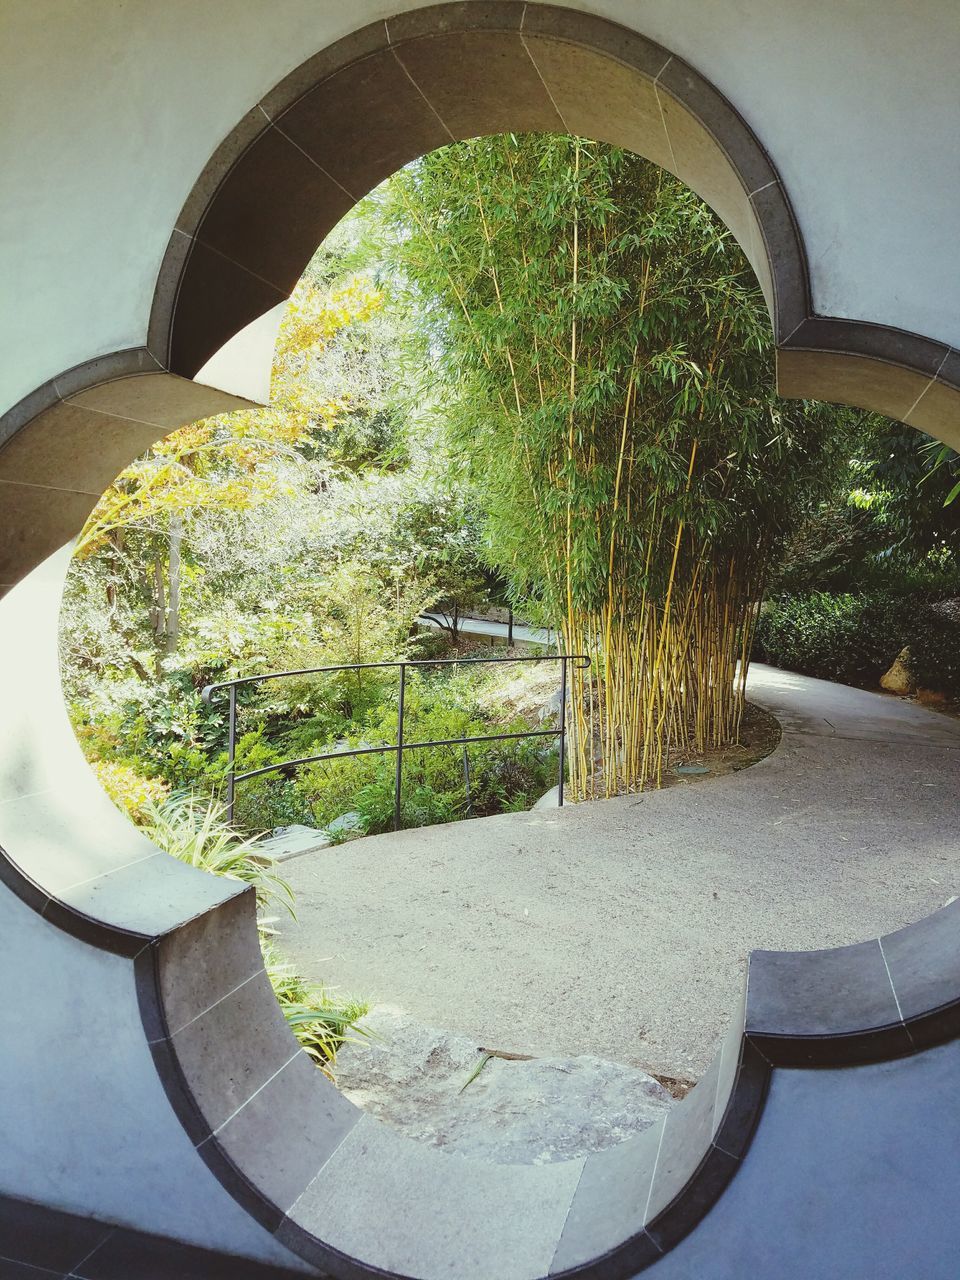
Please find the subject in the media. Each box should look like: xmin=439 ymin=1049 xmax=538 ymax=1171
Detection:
xmin=202 ymin=653 xmax=591 ymax=829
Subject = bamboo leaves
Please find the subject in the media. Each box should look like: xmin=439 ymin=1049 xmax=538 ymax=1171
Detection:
xmin=375 ymin=133 xmax=840 ymax=796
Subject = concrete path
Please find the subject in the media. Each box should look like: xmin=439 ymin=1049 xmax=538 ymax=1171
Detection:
xmin=278 ymin=666 xmax=960 ymax=1080
xmin=418 ymin=612 xmax=555 ymax=646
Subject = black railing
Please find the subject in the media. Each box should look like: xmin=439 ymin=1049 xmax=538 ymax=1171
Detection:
xmin=202 ymin=653 xmax=590 ymax=830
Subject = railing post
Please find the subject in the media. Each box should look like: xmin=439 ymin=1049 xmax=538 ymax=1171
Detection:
xmin=462 ymin=744 xmax=472 ymax=816
xmin=557 ymin=656 xmax=568 ymax=808
xmin=394 ymin=664 xmax=406 ymax=832
xmin=226 ymin=683 xmax=237 ymax=825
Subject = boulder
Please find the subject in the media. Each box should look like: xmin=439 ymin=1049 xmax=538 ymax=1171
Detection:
xmin=258 ymin=824 xmax=331 ymax=862
xmin=326 ymin=810 xmax=365 ymax=838
xmin=880 ymin=647 xmax=916 ymax=695
xmin=334 ymin=1006 xmax=674 ymax=1165
xmin=537 ymin=688 xmax=563 ymax=723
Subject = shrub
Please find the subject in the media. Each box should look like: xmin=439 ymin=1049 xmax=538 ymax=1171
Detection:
xmin=907 ymin=604 xmax=960 ymax=698
xmin=260 ymin=934 xmax=368 ymax=1076
xmin=296 ymin=673 xmax=558 ymax=834
xmin=754 ymin=590 xmax=960 ymax=695
xmin=93 ymin=759 xmax=170 ymax=823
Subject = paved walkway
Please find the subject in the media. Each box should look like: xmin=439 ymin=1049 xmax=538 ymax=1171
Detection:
xmin=418 ymin=612 xmax=555 ymax=646
xmin=278 ymin=666 xmax=960 ymax=1080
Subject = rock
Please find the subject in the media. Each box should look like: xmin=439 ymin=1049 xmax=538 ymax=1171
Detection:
xmin=880 ymin=647 xmax=916 ymax=695
xmin=258 ymin=824 xmax=331 ymax=863
xmin=326 ymin=810 xmax=365 ymax=838
xmin=537 ymin=688 xmax=563 ymax=723
xmin=334 ymin=1007 xmax=674 ymax=1165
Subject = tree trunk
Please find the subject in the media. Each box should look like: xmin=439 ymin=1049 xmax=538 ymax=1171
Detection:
xmin=166 ymin=515 xmax=182 ymax=657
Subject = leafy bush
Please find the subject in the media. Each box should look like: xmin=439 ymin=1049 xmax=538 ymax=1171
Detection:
xmin=298 ymin=674 xmax=558 ymax=835
xmin=754 ymin=590 xmax=960 ymax=695
xmin=93 ymin=759 xmax=170 ymax=823
xmin=908 ymin=604 xmax=960 ymax=697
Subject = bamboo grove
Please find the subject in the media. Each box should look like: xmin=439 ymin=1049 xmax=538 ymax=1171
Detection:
xmin=378 ymin=135 xmax=842 ymax=798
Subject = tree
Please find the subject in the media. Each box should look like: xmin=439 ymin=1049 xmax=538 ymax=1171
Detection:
xmin=374 ymin=134 xmax=844 ymax=796
xmin=75 ymin=274 xmax=382 ymax=669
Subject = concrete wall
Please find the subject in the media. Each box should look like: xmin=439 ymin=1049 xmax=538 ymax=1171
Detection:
xmin=2 ymin=0 xmax=958 ymax=417
xmin=1 ymin=4 xmax=959 ymax=1274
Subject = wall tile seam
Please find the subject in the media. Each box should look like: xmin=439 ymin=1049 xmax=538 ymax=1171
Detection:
xmin=652 ymin=81 xmax=681 ymax=177
xmin=264 ymin=118 xmax=360 ymax=205
xmin=782 ymin=343 xmax=949 ymax=380
xmin=58 ymin=850 xmax=161 ymax=896
xmin=641 ymin=1107 xmax=668 ymax=1225
xmin=518 ymin=35 xmax=569 ymax=133
xmin=517 ymin=26 xmax=674 ymax=82
xmin=0 ymin=845 xmax=171 ymax=958
xmin=260 ymin=46 xmax=390 ymax=139
xmin=0 ymin=476 xmax=102 ymax=498
xmin=0 ymin=785 xmax=55 ymax=809
xmin=282 ymin=1114 xmax=367 ymax=1220
xmin=161 ymin=965 xmax=264 ymax=1041
xmin=655 ymin=80 xmax=760 ymax=204
xmin=207 ymin=1046 xmax=304 ymax=1138
xmin=877 ymin=934 xmax=908 ymax=1025
xmin=55 ymin=398 xmax=209 ymax=435
xmin=38 ymin=893 xmax=151 ymax=951
xmin=63 ymin=1227 xmax=118 ymax=1278
xmin=904 ymin=348 xmax=955 ymax=421
xmin=0 ymin=1252 xmax=63 ymax=1278
xmin=544 ymin=1150 xmax=588 ymax=1277
xmin=185 ymin=234 xmax=292 ymax=303
xmin=53 ymin=349 xmax=166 ymax=401
xmin=744 ymin=1024 xmax=917 ymax=1066
xmin=0 ymin=349 xmax=169 ymax=454
xmin=388 ymin=45 xmax=456 ymax=144
xmin=784 ymin=322 xmax=953 ymax=374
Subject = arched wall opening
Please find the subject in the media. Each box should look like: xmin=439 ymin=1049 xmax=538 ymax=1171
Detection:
xmin=2 ymin=6 xmax=960 ymax=1277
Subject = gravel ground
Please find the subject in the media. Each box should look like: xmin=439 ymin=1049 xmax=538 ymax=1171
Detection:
xmin=278 ymin=665 xmax=960 ymax=1080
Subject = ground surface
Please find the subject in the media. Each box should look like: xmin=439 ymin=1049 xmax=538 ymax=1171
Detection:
xmin=334 ymin=1006 xmax=673 ymax=1164
xmin=279 ymin=665 xmax=960 ymax=1080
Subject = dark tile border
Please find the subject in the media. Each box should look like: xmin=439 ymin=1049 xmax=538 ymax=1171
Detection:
xmin=0 ymin=1196 xmax=309 ymax=1280
xmin=1 ymin=349 xmax=160 ymax=454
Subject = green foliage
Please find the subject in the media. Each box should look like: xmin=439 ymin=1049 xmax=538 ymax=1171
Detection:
xmin=907 ymin=605 xmax=960 ymax=697
xmin=367 ymin=132 xmax=854 ymax=793
xmin=142 ymin=791 xmax=295 ymax=916
xmin=754 ymin=591 xmax=960 ymax=695
xmin=141 ymin=790 xmax=367 ymax=1069
xmin=769 ymin=415 xmax=960 ymax=596
xmin=260 ymin=934 xmax=369 ymax=1073
xmin=374 ymin=134 xmax=844 ymax=622
xmin=298 ymin=672 xmax=559 ymax=835
xmin=853 ymin=422 xmax=960 ymax=559
xmin=92 ymin=759 xmax=170 ymax=823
